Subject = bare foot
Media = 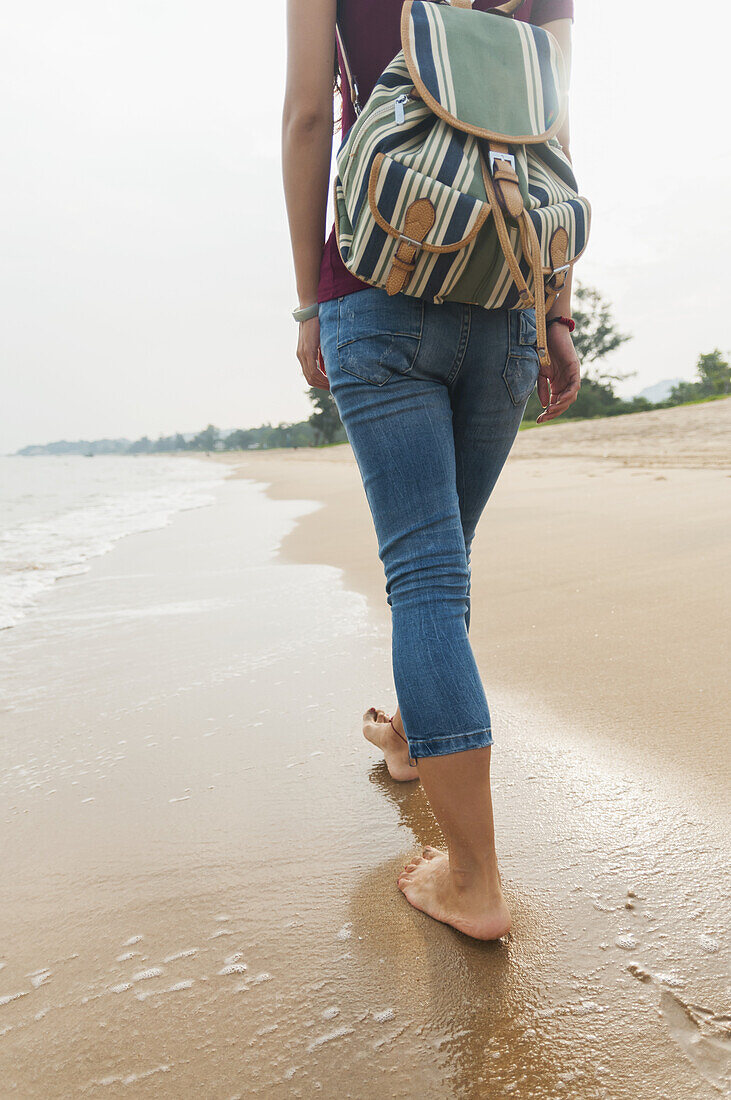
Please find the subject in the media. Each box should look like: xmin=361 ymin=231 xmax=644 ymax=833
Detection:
xmin=362 ymin=707 xmax=419 ymax=783
xmin=397 ymin=847 xmax=511 ymax=940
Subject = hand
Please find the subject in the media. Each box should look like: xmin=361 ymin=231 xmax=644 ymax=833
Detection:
xmin=535 ymin=322 xmax=581 ymax=423
xmin=297 ymin=316 xmax=329 ymax=391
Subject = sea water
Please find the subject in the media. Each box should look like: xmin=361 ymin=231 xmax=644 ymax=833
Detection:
xmin=0 ymin=454 xmax=228 ymax=630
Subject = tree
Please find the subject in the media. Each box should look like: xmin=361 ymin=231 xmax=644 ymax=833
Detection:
xmin=669 ymin=349 xmax=730 ymax=404
xmin=307 ymin=388 xmax=345 ymax=445
xmin=570 ymin=282 xmax=633 ymax=385
xmin=525 ymin=282 xmax=633 ymax=421
xmin=190 ymin=424 xmax=219 ymax=451
xmin=128 ymin=435 xmax=152 ymax=453
xmin=697 ymin=349 xmax=730 ymax=396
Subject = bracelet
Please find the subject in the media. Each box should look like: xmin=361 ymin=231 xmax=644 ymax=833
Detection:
xmin=292 ymin=302 xmax=319 ymax=323
xmin=546 ymin=315 xmax=575 ymax=332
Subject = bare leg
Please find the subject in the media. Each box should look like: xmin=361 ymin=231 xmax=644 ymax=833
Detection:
xmin=397 ymin=746 xmax=511 ymax=940
xmin=362 ymin=706 xmax=419 ymax=783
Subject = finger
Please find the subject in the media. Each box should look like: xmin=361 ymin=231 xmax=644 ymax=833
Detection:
xmin=536 ymin=399 xmax=571 ymax=422
xmin=302 ymin=352 xmax=329 ymax=390
xmin=550 ymin=377 xmax=581 ymax=403
xmin=305 ymin=371 xmax=330 ymax=391
xmin=310 ymin=346 xmax=328 ymax=382
xmin=536 ymin=389 xmax=576 ymax=419
xmin=536 ymin=375 xmax=552 ymax=408
xmin=547 ymin=386 xmax=578 ymax=408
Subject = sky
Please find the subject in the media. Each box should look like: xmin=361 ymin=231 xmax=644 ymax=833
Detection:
xmin=1 ymin=0 xmax=728 ymax=453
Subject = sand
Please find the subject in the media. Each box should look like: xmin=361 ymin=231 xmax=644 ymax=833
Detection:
xmin=1 ymin=398 xmax=729 ymax=1097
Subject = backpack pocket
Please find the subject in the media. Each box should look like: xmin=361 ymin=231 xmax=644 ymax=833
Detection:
xmin=361 ymin=150 xmax=490 ymax=302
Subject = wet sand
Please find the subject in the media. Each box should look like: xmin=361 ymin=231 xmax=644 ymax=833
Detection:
xmin=1 ymin=399 xmax=729 ymax=1097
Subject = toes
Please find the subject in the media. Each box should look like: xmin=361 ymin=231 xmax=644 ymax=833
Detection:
xmin=422 ymin=846 xmax=441 ymax=860
xmin=363 ymin=707 xmax=391 ymax=724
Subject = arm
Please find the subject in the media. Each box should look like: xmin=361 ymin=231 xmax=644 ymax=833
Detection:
xmin=282 ymin=0 xmax=337 ymax=388
xmin=535 ymin=15 xmax=581 ymax=422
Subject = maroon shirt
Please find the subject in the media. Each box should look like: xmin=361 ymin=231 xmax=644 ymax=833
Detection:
xmin=317 ymin=0 xmax=575 ymax=303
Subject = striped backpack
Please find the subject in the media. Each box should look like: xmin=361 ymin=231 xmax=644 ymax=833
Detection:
xmin=332 ymin=0 xmax=591 ymax=368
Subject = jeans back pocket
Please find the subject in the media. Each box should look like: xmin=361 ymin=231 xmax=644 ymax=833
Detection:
xmin=502 ymin=307 xmax=540 ymax=406
xmin=336 ymin=287 xmax=424 ymax=386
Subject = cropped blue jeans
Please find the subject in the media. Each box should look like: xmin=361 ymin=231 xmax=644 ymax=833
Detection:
xmin=318 ymin=285 xmax=541 ymax=762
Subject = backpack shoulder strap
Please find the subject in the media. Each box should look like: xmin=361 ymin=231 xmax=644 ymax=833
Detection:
xmin=335 ymin=19 xmax=361 ymax=116
xmin=452 ymin=0 xmax=527 ymax=13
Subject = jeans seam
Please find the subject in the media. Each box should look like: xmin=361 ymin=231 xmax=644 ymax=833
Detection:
xmin=408 ymin=725 xmax=492 ymax=745
xmin=446 ymin=304 xmax=471 ymax=385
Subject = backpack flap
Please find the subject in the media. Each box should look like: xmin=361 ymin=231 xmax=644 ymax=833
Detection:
xmin=401 ymin=0 xmax=568 ymax=144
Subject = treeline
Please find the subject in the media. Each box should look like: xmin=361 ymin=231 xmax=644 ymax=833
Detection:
xmin=127 ymin=421 xmax=331 ymax=454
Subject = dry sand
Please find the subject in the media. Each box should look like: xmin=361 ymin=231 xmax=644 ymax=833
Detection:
xmin=1 ymin=399 xmax=729 ymax=1097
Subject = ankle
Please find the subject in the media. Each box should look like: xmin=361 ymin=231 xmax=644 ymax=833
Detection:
xmin=390 ymin=711 xmax=405 ymax=738
xmin=448 ymin=855 xmax=501 ymax=893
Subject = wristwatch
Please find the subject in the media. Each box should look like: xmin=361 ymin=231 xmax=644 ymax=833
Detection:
xmin=292 ymin=302 xmax=319 ymax=322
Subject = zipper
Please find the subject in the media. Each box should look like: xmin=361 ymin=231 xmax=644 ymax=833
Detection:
xmin=347 ymin=91 xmax=415 ymax=159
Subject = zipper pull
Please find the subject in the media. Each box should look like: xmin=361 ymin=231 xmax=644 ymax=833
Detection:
xmin=394 ymin=94 xmax=408 ymax=125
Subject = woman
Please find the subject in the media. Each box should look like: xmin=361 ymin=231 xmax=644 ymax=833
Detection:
xmin=282 ymin=0 xmax=580 ymax=941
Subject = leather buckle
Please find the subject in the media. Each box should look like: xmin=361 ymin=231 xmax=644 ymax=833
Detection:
xmin=546 ymin=262 xmax=570 ymax=288
xmin=397 ymin=231 xmax=425 ymax=248
xmin=489 ymin=151 xmax=516 ymax=174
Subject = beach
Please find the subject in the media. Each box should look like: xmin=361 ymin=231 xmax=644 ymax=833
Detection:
xmin=1 ymin=399 xmax=729 ymax=1097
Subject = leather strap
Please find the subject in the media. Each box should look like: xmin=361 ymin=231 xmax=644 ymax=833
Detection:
xmin=519 ymin=210 xmax=551 ymax=368
xmin=453 ymin=0 xmax=527 ymax=11
xmin=480 ymin=149 xmax=533 ymax=308
xmin=480 ymin=141 xmax=552 ymax=368
xmin=490 ymin=0 xmax=528 ymax=15
xmin=335 ymin=19 xmax=361 ymax=115
xmin=547 ymin=226 xmax=569 ymax=293
xmin=542 ymin=227 xmax=570 ymax=316
xmin=486 ymin=141 xmax=524 ymax=219
xmin=384 ymin=199 xmax=436 ymax=295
